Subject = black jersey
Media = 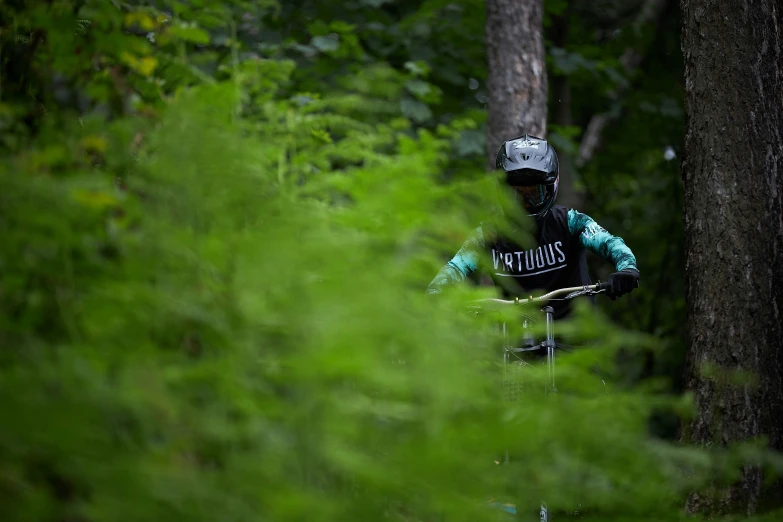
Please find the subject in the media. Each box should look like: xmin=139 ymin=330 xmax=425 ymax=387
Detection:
xmin=427 ymin=205 xmax=638 ymax=318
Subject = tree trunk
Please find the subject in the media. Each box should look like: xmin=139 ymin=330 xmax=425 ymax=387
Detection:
xmin=485 ymin=0 xmax=548 ymax=168
xmin=680 ymin=0 xmax=783 ymax=516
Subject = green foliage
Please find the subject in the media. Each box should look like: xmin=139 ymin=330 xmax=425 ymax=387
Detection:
xmin=0 ymin=86 xmax=693 ymax=518
xmin=2 ymin=1 xmax=782 ymax=521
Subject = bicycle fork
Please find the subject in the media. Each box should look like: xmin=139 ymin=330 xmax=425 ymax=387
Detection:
xmin=499 ymin=307 xmax=556 ymax=521
xmin=540 ymin=306 xmax=555 ymax=522
xmin=543 ymin=306 xmax=556 ymax=396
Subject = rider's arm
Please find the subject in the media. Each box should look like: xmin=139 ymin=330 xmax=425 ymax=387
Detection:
xmin=567 ymin=209 xmax=639 ymax=273
xmin=426 ymin=226 xmax=486 ymax=294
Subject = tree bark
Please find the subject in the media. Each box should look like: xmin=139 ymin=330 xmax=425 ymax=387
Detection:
xmin=681 ymin=0 xmax=783 ymax=516
xmin=485 ymin=0 xmax=548 ymax=169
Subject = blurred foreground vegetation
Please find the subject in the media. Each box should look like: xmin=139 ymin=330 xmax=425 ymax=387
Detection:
xmin=1 ymin=2 xmax=782 ymax=521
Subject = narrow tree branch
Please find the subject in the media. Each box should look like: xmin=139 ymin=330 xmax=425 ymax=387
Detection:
xmin=577 ymin=114 xmax=608 ymax=167
xmin=576 ymin=0 xmax=668 ymax=166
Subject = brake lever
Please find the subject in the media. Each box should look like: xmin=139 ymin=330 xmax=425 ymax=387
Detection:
xmin=564 ymin=287 xmax=606 ymax=300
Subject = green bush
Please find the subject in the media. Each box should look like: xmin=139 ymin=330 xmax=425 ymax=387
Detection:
xmin=2 ymin=3 xmax=781 ymax=522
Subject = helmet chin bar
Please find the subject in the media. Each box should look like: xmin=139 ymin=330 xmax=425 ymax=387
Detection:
xmin=495 ymin=178 xmax=557 ymax=222
xmin=515 ymin=191 xmax=544 ymax=216
xmin=526 ymin=203 xmax=552 ymax=219
xmin=511 ymin=184 xmax=555 ymax=219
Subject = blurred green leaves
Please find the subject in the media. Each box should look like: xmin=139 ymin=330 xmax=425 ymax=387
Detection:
xmin=1 ymin=1 xmax=781 ymax=521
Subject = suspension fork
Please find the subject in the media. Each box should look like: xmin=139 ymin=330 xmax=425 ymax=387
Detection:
xmin=541 ymin=306 xmax=555 ymax=522
xmin=502 ymin=321 xmax=510 ymax=465
xmin=499 ymin=312 xmax=554 ymax=520
xmin=543 ymin=306 xmax=556 ymax=395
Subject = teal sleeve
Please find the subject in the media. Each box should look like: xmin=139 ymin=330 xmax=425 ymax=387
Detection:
xmin=567 ymin=209 xmax=639 ymax=273
xmin=426 ymin=226 xmax=485 ymax=294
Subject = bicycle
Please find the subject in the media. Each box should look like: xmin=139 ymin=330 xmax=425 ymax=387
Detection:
xmin=470 ymin=282 xmax=610 ymax=521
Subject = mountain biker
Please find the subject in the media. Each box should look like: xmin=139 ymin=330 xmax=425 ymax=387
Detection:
xmin=427 ymin=134 xmax=639 ymax=319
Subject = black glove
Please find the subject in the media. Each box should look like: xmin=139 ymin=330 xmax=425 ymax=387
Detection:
xmin=606 ymin=269 xmax=639 ymax=300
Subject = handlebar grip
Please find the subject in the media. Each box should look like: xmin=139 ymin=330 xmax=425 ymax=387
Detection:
xmin=597 ymin=281 xmax=610 ymax=291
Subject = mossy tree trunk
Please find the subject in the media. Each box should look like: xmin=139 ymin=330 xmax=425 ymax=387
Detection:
xmin=680 ymin=0 xmax=783 ymax=515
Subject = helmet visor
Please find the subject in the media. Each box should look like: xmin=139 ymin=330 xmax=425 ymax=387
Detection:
xmin=505 ymin=168 xmax=551 ymax=186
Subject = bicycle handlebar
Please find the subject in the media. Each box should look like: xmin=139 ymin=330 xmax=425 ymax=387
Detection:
xmin=471 ymin=282 xmax=609 ymax=308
